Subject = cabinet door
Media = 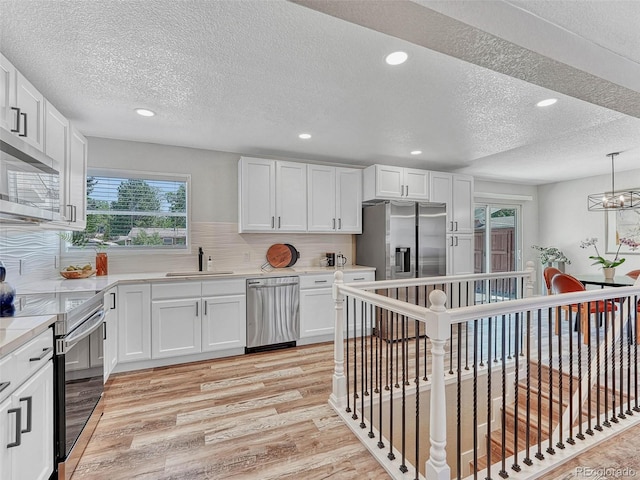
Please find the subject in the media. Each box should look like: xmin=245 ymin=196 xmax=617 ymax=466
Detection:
xmin=336 ymin=167 xmax=362 ymax=233
xmin=103 ymin=287 xmax=118 ymax=382
xmin=44 ymin=101 xmax=69 ymax=175
xmin=0 ymin=53 xmax=16 ymax=133
xmin=430 ymin=172 xmax=452 ymax=205
xmin=299 ymin=288 xmax=334 ymax=338
xmin=276 ymin=161 xmax=307 ymax=231
xmin=307 ymin=165 xmax=336 ymax=232
xmin=375 ymin=165 xmax=404 ymax=198
xmin=448 ymin=234 xmax=474 ymax=275
xmin=117 ymin=284 xmax=151 ymax=363
xmin=12 ymin=362 xmax=54 ymax=480
xmin=152 ymin=299 xmax=201 ymax=358
xmin=239 ymin=157 xmax=276 ymax=232
xmin=202 ymin=295 xmax=246 ymax=352
xmin=0 ymin=396 xmax=13 ymax=480
xmin=452 ymin=175 xmax=474 ymax=234
xmin=404 ymin=168 xmax=429 ymax=200
xmin=15 ymin=72 xmax=44 ymax=151
xmin=66 ymin=127 xmax=88 ymax=229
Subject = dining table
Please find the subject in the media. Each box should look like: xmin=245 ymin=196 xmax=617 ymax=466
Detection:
xmin=574 ymin=274 xmax=636 ymax=288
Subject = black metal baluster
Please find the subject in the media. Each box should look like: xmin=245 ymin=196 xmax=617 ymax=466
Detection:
xmin=346 ymin=296 xmax=351 ymax=413
xmin=603 ymin=299 xmax=610 ymax=428
xmin=457 ymin=322 xmax=463 ymax=479
xmin=626 ymin=295 xmax=634 ymax=416
xmin=352 ymin=298 xmax=359 ymax=420
xmin=486 ymin=315 xmax=493 ymax=479
xmin=378 ymin=309 xmax=385 ymax=450
xmin=618 ymin=299 xmax=625 ymax=420
xmin=634 ymin=295 xmax=639 ymax=413
xmin=400 ymin=315 xmax=408 ymax=474
xmin=595 ymin=298 xmax=603 ymax=431
xmin=523 ymin=310 xmax=533 ymax=466
xmin=576 ymin=305 xmax=585 ymax=441
xmin=586 ymin=303 xmax=594 ymax=436
xmin=535 ymin=309 xmax=544 ymax=461
xmin=473 ymin=318 xmax=479 ymax=479
xmin=415 ymin=319 xmax=420 ymax=480
xmin=547 ymin=305 xmax=555 ymax=455
xmin=369 ymin=304 xmax=376 ymax=439
xmin=512 ymin=311 xmax=521 ymax=472
xmin=568 ymin=302 xmax=576 ymax=445
xmin=499 ymin=315 xmax=508 ymax=478
xmin=556 ymin=303 xmax=564 ymax=450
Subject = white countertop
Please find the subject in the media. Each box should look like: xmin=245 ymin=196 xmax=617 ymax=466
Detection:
xmin=15 ymin=265 xmax=376 ymax=294
xmin=0 ymin=315 xmax=57 ymax=357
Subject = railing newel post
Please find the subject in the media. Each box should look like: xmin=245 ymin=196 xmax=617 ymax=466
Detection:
xmin=425 ymin=289 xmax=452 ymax=480
xmin=330 ymin=270 xmax=346 ymax=409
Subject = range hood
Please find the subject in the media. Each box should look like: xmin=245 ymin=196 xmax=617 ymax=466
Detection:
xmin=0 ymin=128 xmax=61 ymax=223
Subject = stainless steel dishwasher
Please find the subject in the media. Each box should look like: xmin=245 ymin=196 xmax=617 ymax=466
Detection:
xmin=246 ymin=276 xmax=300 ymax=353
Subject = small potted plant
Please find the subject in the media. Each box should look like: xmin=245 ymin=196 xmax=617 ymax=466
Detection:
xmin=532 ymin=245 xmax=571 ymax=271
xmin=579 ymin=237 xmax=624 ymax=279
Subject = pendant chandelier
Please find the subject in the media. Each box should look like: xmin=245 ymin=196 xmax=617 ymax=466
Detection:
xmin=587 ymin=152 xmax=640 ymax=211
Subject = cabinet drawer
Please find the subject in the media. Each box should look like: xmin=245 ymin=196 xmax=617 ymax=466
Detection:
xmin=201 ymin=279 xmax=245 ymax=296
xmin=11 ymin=328 xmax=53 ymax=394
xmin=300 ymin=274 xmax=334 ymax=289
xmin=343 ymin=271 xmax=375 ymax=284
xmin=152 ymin=281 xmax=201 ymax=300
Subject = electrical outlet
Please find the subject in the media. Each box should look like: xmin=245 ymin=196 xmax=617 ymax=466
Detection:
xmin=243 ymin=252 xmax=250 ymax=263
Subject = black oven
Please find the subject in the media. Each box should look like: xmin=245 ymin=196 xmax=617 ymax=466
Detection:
xmin=14 ymin=290 xmax=105 ymax=480
xmin=54 ymin=300 xmax=105 ymax=479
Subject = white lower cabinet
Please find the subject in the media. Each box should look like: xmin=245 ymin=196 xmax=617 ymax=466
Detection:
xmin=117 ymin=284 xmax=151 ymax=363
xmin=152 ymin=298 xmax=201 ymax=358
xmin=0 ymin=329 xmax=54 ymax=480
xmin=447 ymin=234 xmax=474 ymax=275
xmin=202 ymin=294 xmax=246 ymax=352
xmin=300 ymin=271 xmax=375 ymax=339
xmin=103 ymin=286 xmax=118 ymax=381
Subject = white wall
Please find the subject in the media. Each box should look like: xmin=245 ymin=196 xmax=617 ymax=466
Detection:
xmin=538 ymin=168 xmax=640 ymax=275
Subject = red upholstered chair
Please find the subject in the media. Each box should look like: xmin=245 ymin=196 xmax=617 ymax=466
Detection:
xmin=627 ymin=270 xmax=640 ymax=280
xmin=551 ymin=273 xmax=617 ymax=344
xmin=543 ymin=267 xmax=563 ymax=295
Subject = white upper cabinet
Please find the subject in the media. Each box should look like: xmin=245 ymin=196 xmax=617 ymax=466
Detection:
xmin=15 ymin=72 xmax=44 ymax=151
xmin=363 ymin=164 xmax=429 ymax=201
xmin=430 ymin=172 xmax=474 ymax=234
xmin=239 ymin=157 xmax=307 ymax=232
xmin=66 ymin=127 xmax=88 ymax=229
xmin=0 ymin=53 xmax=44 ymax=151
xmin=0 ymin=54 xmax=17 ymax=133
xmin=307 ymin=165 xmax=362 ymax=233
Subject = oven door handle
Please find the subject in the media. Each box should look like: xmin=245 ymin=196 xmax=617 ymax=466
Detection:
xmin=57 ymin=308 xmax=105 ymax=355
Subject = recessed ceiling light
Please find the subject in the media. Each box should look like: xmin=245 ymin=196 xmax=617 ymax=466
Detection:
xmin=298 ymin=133 xmax=311 ymax=139
xmin=385 ymin=51 xmax=408 ymax=66
xmin=135 ymin=108 xmax=155 ymax=117
xmin=410 ymin=150 xmax=422 ymax=155
xmin=536 ymin=98 xmax=557 ymax=107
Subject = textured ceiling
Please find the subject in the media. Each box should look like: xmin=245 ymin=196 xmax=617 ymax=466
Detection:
xmin=1 ymin=0 xmax=639 ymax=185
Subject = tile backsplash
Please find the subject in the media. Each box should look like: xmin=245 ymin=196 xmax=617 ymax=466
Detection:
xmin=1 ymin=222 xmax=355 ymax=287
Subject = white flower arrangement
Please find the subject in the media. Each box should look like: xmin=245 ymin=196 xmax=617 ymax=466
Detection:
xmin=532 ymin=245 xmax=571 ymax=265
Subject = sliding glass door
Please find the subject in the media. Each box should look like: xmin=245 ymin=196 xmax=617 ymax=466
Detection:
xmin=474 ymin=204 xmax=520 ymax=274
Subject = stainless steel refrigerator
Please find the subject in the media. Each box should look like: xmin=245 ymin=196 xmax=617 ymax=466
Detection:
xmin=356 ymin=201 xmax=447 ymax=281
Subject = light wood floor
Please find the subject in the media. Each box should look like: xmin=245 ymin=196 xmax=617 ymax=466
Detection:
xmin=72 ymin=343 xmax=389 ymax=480
xmin=72 ymin=341 xmax=640 ymax=480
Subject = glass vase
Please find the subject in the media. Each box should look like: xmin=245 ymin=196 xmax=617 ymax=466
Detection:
xmin=96 ymin=252 xmax=108 ymax=276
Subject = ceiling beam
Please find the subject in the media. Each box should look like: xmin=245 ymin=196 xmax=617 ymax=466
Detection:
xmin=291 ymin=0 xmax=640 ymax=119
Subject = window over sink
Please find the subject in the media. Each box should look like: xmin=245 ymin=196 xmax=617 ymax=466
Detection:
xmin=63 ymin=168 xmax=189 ymax=251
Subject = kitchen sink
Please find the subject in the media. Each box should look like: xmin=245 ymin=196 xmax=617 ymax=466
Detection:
xmin=166 ymin=271 xmax=234 ymax=277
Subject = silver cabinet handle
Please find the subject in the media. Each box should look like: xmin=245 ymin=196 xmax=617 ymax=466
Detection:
xmin=405 ymin=185 xmax=409 ymax=196
xmin=72 ymin=205 xmax=77 ymax=223
xmin=19 ymin=112 xmax=27 ymax=137
xmin=271 ymin=216 xmax=275 ymax=228
xmin=401 ymin=185 xmax=405 ymax=197
xmin=353 ymin=277 xmax=365 ymax=281
xmin=195 ymin=301 xmax=199 ymax=317
xmin=449 ymin=236 xmax=454 ymax=247
xmin=10 ymin=107 xmax=20 ymax=133
xmin=332 ymin=218 xmax=336 ymax=229
xmin=110 ymin=292 xmax=116 ymax=309
xmin=455 ymin=236 xmax=459 ymax=246
xmin=204 ymin=301 xmax=207 ymax=316
xmin=314 ymin=280 xmax=328 ymax=284
xmin=338 ymin=218 xmax=342 ymax=230
xmin=7 ymin=408 xmax=21 ymax=448
xmin=19 ymin=397 xmax=32 ymax=433
xmin=454 ymin=221 xmax=458 ymax=231
xmin=278 ymin=216 xmax=281 ymax=228
xmin=449 ymin=221 xmax=454 ymax=232
xmin=29 ymin=347 xmax=52 ymax=362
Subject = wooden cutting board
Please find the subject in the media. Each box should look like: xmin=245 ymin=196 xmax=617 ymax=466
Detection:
xmin=266 ymin=243 xmax=292 ymax=268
